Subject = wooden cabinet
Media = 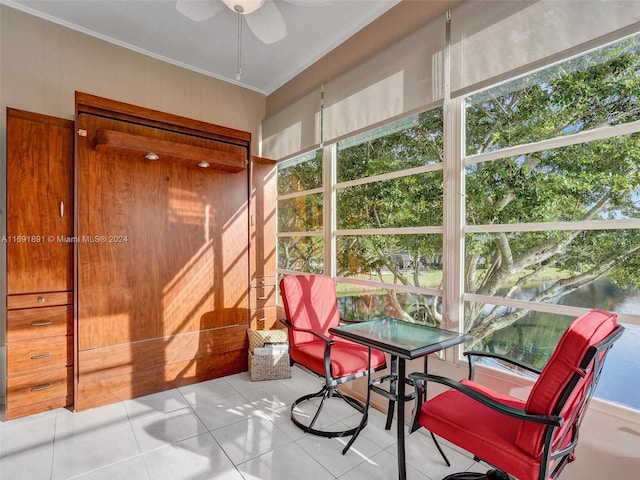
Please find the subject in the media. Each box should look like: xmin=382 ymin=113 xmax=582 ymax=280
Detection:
xmin=250 ymin=157 xmax=278 ymax=329
xmin=5 ymin=108 xmax=74 ymax=420
xmin=4 ymin=96 xmax=270 ymax=417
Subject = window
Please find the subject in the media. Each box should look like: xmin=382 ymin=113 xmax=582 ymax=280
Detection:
xmin=277 ymin=109 xmax=445 ymax=325
xmin=277 ymin=150 xmax=324 ymax=275
xmin=334 ymin=109 xmax=444 ymax=324
xmin=463 ymin=34 xmax=640 ymax=410
xmin=275 ymin=31 xmax=640 ymax=411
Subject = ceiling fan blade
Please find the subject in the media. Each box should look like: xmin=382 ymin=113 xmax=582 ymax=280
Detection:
xmin=175 ymin=0 xmax=223 ymax=22
xmin=245 ymin=1 xmax=286 ymax=44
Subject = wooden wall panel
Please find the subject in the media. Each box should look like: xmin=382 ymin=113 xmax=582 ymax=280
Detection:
xmin=76 ymin=350 xmax=247 ymax=411
xmin=77 ymin=113 xmax=249 ymax=350
xmin=78 ymin=325 xmax=248 ymax=381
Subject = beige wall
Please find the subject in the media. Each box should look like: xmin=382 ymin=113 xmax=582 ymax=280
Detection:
xmin=0 ymin=5 xmax=265 ymax=143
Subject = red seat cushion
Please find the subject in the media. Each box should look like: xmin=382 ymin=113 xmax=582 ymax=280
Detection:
xmin=291 ymin=338 xmax=387 ymax=379
xmin=419 ymin=380 xmax=540 ymax=480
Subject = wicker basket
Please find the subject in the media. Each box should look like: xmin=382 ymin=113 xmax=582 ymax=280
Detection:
xmin=248 ymin=350 xmax=291 ymax=381
xmin=247 ymin=329 xmax=291 ymax=381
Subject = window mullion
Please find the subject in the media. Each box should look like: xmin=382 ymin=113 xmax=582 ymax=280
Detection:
xmin=443 ymin=10 xmax=465 ymax=338
xmin=324 ymin=143 xmax=336 ymax=277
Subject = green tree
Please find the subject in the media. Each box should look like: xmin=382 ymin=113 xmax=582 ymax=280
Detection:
xmin=463 ymin=36 xmax=640 ymax=350
xmin=279 ymin=35 xmax=640 ymax=354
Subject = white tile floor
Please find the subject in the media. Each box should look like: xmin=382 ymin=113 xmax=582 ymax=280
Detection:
xmin=0 ymin=366 xmax=488 ymax=480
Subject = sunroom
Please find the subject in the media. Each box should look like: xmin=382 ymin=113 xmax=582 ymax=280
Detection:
xmin=1 ymin=1 xmax=638 ymax=480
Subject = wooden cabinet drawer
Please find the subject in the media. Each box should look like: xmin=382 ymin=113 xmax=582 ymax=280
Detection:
xmin=7 ymin=305 xmax=73 ymax=342
xmin=7 ymin=291 xmax=73 ymax=310
xmin=250 ymin=285 xmax=276 ymax=308
xmin=6 ymin=366 xmax=72 ymax=409
xmin=252 ymin=276 xmax=276 ymax=288
xmin=7 ymin=336 xmax=73 ymax=376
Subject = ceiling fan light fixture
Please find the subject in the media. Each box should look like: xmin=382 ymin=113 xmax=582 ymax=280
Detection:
xmin=221 ymin=0 xmax=265 ymax=15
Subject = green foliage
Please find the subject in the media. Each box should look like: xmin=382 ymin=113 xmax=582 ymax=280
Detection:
xmin=278 ymin=35 xmax=640 ymax=340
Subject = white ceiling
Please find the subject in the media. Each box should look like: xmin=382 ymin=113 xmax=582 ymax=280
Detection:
xmin=3 ymin=0 xmax=401 ymax=95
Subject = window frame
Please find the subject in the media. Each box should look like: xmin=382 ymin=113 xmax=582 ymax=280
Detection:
xmin=275 ymin=30 xmax=640 ymax=411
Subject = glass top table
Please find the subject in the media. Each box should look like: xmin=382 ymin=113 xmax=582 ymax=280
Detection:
xmin=329 ymin=317 xmax=470 ymax=360
xmin=330 ymin=317 xmax=471 ymax=480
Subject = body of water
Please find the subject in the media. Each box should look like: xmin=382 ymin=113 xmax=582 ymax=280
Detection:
xmin=493 ymin=279 xmax=640 ymax=410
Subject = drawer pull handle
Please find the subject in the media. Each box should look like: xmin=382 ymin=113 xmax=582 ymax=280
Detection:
xmin=31 ymin=352 xmax=51 ymax=360
xmin=37 ymin=296 xmax=46 ymax=303
xmin=258 ymin=317 xmax=267 ymax=322
xmin=258 ymin=296 xmax=268 ymax=300
xmin=31 ymin=383 xmax=52 ymax=392
xmin=31 ymin=321 xmax=53 ymax=326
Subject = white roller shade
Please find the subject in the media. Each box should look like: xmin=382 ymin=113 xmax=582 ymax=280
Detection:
xmin=451 ymin=0 xmax=640 ymax=97
xmin=262 ymin=87 xmax=321 ymax=160
xmin=322 ymin=16 xmax=446 ymax=144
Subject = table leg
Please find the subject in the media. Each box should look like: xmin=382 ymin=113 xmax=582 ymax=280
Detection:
xmin=397 ymin=358 xmax=407 ymax=480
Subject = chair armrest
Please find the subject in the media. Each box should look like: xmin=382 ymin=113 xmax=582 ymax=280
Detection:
xmin=464 ymin=350 xmax=542 ymax=375
xmin=280 ymin=318 xmax=334 ymax=345
xmin=338 ymin=317 xmax=359 ymax=324
xmin=408 ymin=371 xmax=563 ymax=428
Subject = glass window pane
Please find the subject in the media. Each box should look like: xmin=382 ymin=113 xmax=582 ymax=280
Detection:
xmin=466 ymin=35 xmax=640 ymax=155
xmin=466 ymin=135 xmax=640 ymax=224
xmin=337 ymin=171 xmax=443 ymax=229
xmin=277 ymin=149 xmax=323 ymax=195
xmin=464 ymin=303 xmax=571 ymax=368
xmin=336 ymin=109 xmax=443 ymax=183
xmin=337 ymin=234 xmax=443 ymax=289
xmin=277 ymin=236 xmax=323 ymax=273
xmin=465 ymin=230 xmax=640 ymax=309
xmin=278 ymin=194 xmax=323 ymax=232
xmin=464 ymin=302 xmax=640 ymax=410
xmin=338 ymin=283 xmax=443 ymax=326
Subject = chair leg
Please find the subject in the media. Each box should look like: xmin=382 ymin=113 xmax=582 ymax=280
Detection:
xmin=308 ymin=387 xmax=331 ymax=431
xmin=385 ymin=395 xmax=396 ymax=430
xmin=334 ymin=388 xmax=365 ymax=413
xmin=341 ymin=350 xmax=373 ymax=455
xmin=431 ymin=431 xmax=451 ymax=467
xmin=290 ymin=385 xmax=366 ymax=439
xmin=341 ymin=405 xmax=368 ymax=455
xmin=385 ymin=355 xmax=398 ymax=430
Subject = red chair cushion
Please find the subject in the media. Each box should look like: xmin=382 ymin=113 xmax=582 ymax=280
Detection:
xmin=291 ymin=338 xmax=387 ymax=379
xmin=418 ymin=380 xmax=540 ymax=480
xmin=280 ymin=275 xmax=341 ymax=346
xmin=515 ymin=309 xmax=617 ymax=455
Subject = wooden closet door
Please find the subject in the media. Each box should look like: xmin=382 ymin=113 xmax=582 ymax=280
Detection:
xmin=6 ymin=109 xmax=74 ymax=294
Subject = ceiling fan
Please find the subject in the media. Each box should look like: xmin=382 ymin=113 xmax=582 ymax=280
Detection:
xmin=176 ymin=0 xmax=332 ymax=45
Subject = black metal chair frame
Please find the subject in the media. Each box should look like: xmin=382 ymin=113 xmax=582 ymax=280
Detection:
xmin=281 ymin=318 xmax=387 ymax=449
xmin=408 ymin=325 xmax=624 ymax=480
